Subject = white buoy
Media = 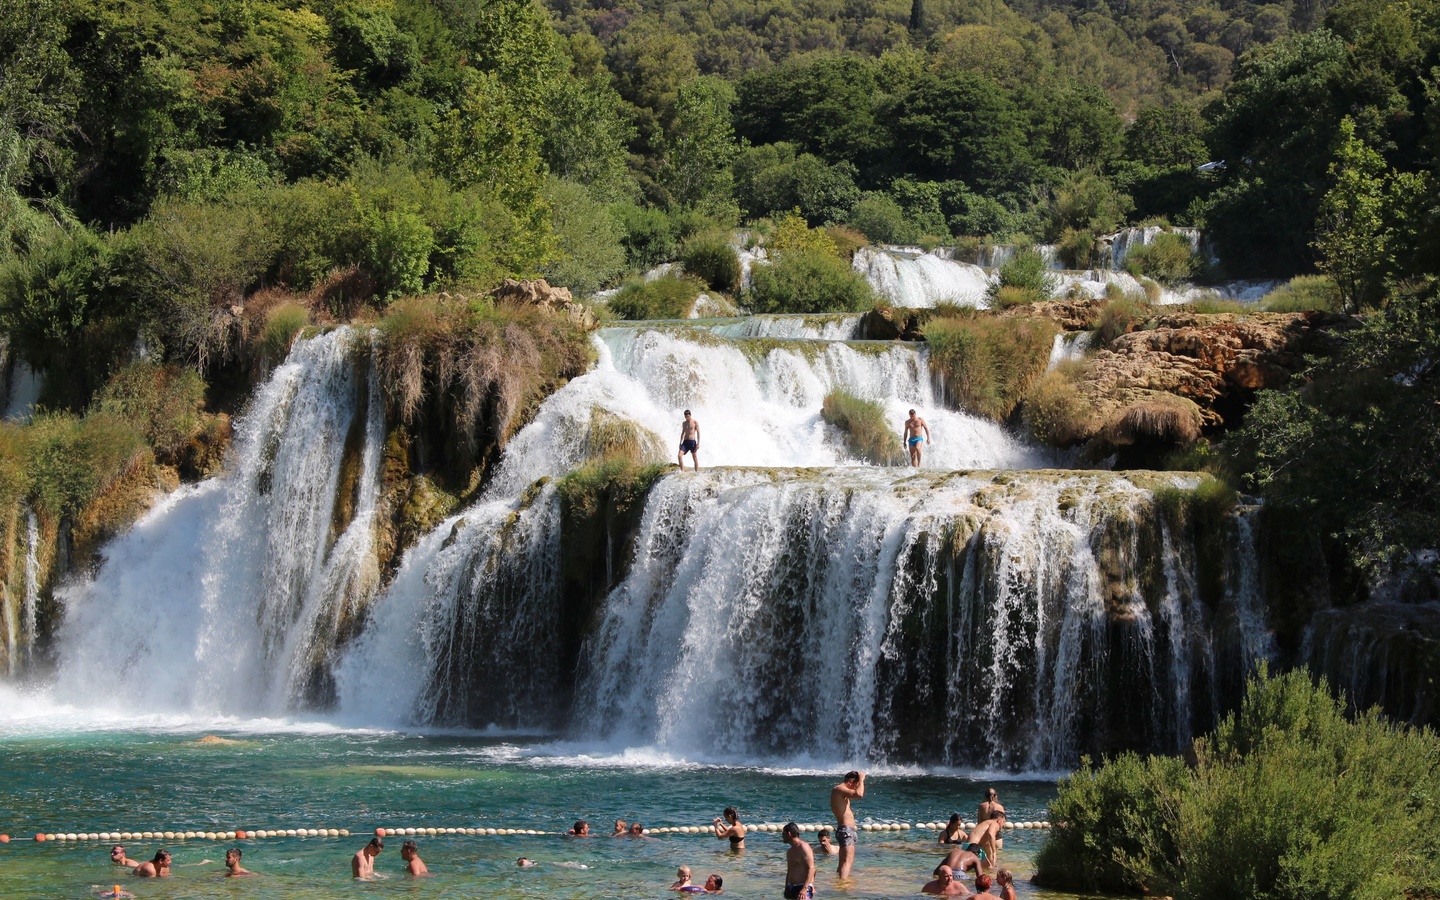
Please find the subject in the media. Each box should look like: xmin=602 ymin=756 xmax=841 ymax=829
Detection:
xmin=340 ymin=829 xmax=351 ymax=837
xmin=285 ymin=830 xmax=297 ymax=837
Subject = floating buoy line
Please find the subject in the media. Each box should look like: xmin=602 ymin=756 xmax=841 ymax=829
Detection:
xmin=0 ymin=821 xmax=1050 ymax=845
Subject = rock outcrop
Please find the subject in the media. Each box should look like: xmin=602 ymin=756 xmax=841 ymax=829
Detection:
xmin=490 ymin=278 xmax=597 ymax=329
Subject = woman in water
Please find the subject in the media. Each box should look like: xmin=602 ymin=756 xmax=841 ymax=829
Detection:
xmin=712 ymin=807 xmax=746 ymax=851
xmin=937 ymin=814 xmax=966 ymax=845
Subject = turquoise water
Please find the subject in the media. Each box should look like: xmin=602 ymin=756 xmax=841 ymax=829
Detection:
xmin=0 ymin=717 xmax=1084 ymax=900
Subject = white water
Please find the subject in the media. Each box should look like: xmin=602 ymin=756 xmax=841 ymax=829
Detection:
xmin=4 ymin=508 xmax=39 ymax=676
xmin=853 ymin=246 xmax=992 ymax=308
xmin=53 ymin=328 xmax=386 ymax=713
xmin=1046 ymin=331 xmax=1093 ymax=370
xmin=485 ymin=326 xmax=1054 ymax=493
xmin=3 ymin=361 xmax=43 ymax=423
xmin=707 ymin=314 xmax=861 ymax=340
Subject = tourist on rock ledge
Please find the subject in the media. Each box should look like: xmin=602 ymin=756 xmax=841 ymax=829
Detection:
xmin=678 ymin=409 xmax=701 ymax=470
xmin=830 ymin=769 xmax=865 ymax=878
xmin=903 ymin=410 xmax=931 ymax=466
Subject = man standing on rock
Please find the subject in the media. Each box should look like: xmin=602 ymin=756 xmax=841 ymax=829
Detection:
xmin=903 ymin=410 xmax=930 ymax=467
xmin=678 ymin=409 xmax=701 ymax=470
xmin=830 ymin=770 xmax=865 ymax=878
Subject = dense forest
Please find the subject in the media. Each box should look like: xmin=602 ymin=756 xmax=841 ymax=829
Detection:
xmin=0 ymin=0 xmax=1437 ymax=586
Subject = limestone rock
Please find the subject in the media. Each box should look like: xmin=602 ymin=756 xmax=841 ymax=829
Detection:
xmin=489 ymin=278 xmax=597 ymax=329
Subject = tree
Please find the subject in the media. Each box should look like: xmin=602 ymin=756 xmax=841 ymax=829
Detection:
xmin=1312 ymin=119 xmax=1389 ymax=312
xmin=659 ymin=77 xmax=737 ymax=213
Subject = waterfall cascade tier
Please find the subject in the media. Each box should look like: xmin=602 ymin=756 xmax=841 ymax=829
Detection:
xmin=33 ymin=315 xmax=1279 ymax=770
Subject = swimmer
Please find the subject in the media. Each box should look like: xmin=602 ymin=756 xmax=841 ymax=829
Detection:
xmin=703 ymin=874 xmax=724 ymax=893
xmin=352 ymin=837 xmax=383 ymax=879
xmin=937 ymin=843 xmax=986 ymax=880
xmin=517 ymin=857 xmax=537 ymax=867
xmin=678 ymin=409 xmax=701 ymax=470
xmin=110 ymin=845 xmax=140 ymax=868
xmin=781 ymin=822 xmax=815 ymax=900
xmin=568 ymin=820 xmax=591 ymax=836
xmin=903 ymin=409 xmax=931 ymax=467
xmin=133 ymin=849 xmax=171 ymax=878
xmin=629 ymin=822 xmax=648 ymax=837
xmin=977 ymin=788 xmax=1005 ymax=828
xmin=830 ymin=769 xmax=865 ymax=878
xmin=97 ymin=887 xmax=135 ymax=899
xmin=974 ymin=873 xmax=994 ymax=895
xmin=612 ymin=819 xmax=628 ymax=836
xmin=938 ymin=814 xmax=967 ymax=845
xmin=400 ymin=840 xmax=429 ymax=876
xmin=671 ymin=865 xmax=695 ymax=891
xmin=967 ymin=817 xmax=1003 ymax=870
xmin=996 ymin=868 xmax=1017 ymax=900
xmin=921 ymin=864 xmax=970 ymax=896
xmin=223 ymin=848 xmax=254 ymax=877
xmin=713 ymin=807 xmax=746 ymax=850
xmin=815 ymin=828 xmax=838 ymax=856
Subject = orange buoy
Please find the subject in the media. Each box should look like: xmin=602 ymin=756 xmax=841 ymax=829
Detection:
xmin=34 ymin=833 xmax=46 ymax=842
xmin=0 ymin=834 xmax=10 ymax=843
xmin=235 ymin=830 xmax=248 ymax=840
xmin=375 ymin=828 xmax=386 ymax=837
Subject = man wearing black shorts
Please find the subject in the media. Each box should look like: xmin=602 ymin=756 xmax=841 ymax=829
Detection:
xmin=782 ymin=822 xmax=815 ymax=899
xmin=678 ymin=409 xmax=701 ymax=470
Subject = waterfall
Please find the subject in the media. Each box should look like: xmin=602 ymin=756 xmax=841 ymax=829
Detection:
xmin=707 ymin=314 xmax=861 ymax=340
xmin=20 ymin=509 xmax=37 ymax=672
xmin=541 ymin=467 xmax=1259 ymax=769
xmin=485 ymin=326 xmax=1056 ymax=492
xmin=853 ymin=246 xmax=992 ymax=308
xmin=1046 ymin=332 xmax=1093 ymax=370
xmin=53 ymin=327 xmax=386 ymax=713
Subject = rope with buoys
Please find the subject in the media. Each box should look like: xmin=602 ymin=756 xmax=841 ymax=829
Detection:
xmin=0 ymin=820 xmax=1050 ymax=846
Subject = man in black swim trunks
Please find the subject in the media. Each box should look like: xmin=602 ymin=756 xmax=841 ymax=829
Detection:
xmin=678 ymin=409 xmax=701 ymax=470
xmin=782 ymin=822 xmax=815 ymax=899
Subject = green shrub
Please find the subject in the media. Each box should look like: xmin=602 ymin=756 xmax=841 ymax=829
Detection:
xmin=608 ymin=275 xmax=706 ymax=320
xmin=1097 ymin=296 xmax=1153 ymax=345
xmin=824 ymin=226 xmax=869 ymax=260
xmin=986 ymin=246 xmax=1057 ymax=305
xmin=1124 ymin=231 xmax=1198 ymax=283
xmin=1260 ymin=275 xmax=1343 ymax=313
xmin=90 ymin=362 xmax=207 ymax=459
xmin=924 ymin=313 xmax=1059 ymax=420
xmin=541 ymin=177 xmax=627 ymax=297
xmin=1056 ymin=228 xmax=1096 ymax=269
xmin=1035 ymin=667 xmax=1440 ymax=900
xmin=989 ymin=285 xmax=1036 ymax=309
xmin=747 ymin=249 xmax=875 ymax=314
xmin=24 ymin=411 xmax=151 ymax=521
xmin=610 ymin=203 xmax=677 ymax=271
xmin=258 ymin=302 xmax=312 ymax=366
xmin=847 ymin=192 xmax=907 ymax=243
xmin=1022 ymin=366 xmax=1094 ymax=446
xmin=679 ymin=230 xmax=741 ymax=293
xmin=1185 ymin=295 xmax=1248 ymax=314
xmin=821 ymin=389 xmax=903 ymax=465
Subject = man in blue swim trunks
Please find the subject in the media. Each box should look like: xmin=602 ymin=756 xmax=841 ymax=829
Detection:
xmin=678 ymin=409 xmax=701 ymax=470
xmin=781 ymin=823 xmax=815 ymax=899
xmin=903 ymin=409 xmax=930 ymax=467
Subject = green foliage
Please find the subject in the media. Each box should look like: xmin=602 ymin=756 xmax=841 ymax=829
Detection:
xmin=22 ymin=410 xmax=151 ymax=522
xmin=1260 ymin=275 xmax=1343 ymax=312
xmin=1037 ymin=667 xmax=1440 ymax=899
xmin=540 ymin=178 xmax=627 ymax=297
xmin=1046 ymin=170 xmax=1133 ymax=239
xmin=1312 ymin=118 xmax=1393 ymax=312
xmin=923 ymin=313 xmax=1059 ymax=420
xmin=987 ymin=247 xmax=1057 ymax=305
xmin=257 ymin=302 xmax=312 ymax=367
xmin=847 ymin=193 xmax=908 ymax=243
xmin=1023 ymin=364 xmax=1095 ymax=447
xmin=0 ymin=222 xmax=108 ymax=364
xmin=1124 ymin=232 xmax=1199 ymax=284
xmin=660 ymin=77 xmax=739 ymax=213
xmin=679 ymin=231 xmax=740 ymax=293
xmin=1229 ymin=281 xmax=1440 ymax=573
xmin=746 ymin=249 xmax=874 ymax=314
xmin=732 ymin=143 xmax=860 ymax=225
xmin=607 ymin=275 xmax=705 ymax=320
xmin=610 ymin=203 xmax=677 ymax=272
xmin=1097 ymin=296 xmax=1154 ymax=345
xmin=821 ymin=389 xmax=903 ymax=465
xmin=89 ymin=361 xmax=208 ymax=459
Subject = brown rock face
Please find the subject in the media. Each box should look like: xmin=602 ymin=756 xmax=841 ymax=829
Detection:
xmin=1053 ymin=310 xmax=1353 ymax=460
xmin=489 ymin=279 xmax=597 ymax=329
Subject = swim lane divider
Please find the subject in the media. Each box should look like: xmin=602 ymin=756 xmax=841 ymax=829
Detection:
xmin=1 ymin=821 xmax=1049 ymax=844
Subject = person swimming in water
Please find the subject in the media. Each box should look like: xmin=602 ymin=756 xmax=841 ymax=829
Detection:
xmin=815 ymin=828 xmax=838 ymax=856
xmin=133 ymin=849 xmax=171 ymax=878
xmin=110 ymin=845 xmax=140 ymax=868
xmin=400 ymin=840 xmax=428 ymax=876
xmin=678 ymin=409 xmax=701 ymax=470
xmin=713 ymin=807 xmax=746 ymax=850
xmin=223 ymin=848 xmax=254 ymax=877
xmin=352 ymin=837 xmax=383 ymax=879
xmin=903 ymin=410 xmax=931 ymax=467
xmin=938 ymin=814 xmax=967 ymax=845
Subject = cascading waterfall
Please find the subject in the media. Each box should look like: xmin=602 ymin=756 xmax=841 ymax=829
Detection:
xmin=1047 ymin=331 xmax=1093 ymax=370
xmin=20 ymin=509 xmax=37 ymax=673
xmin=707 ymin=314 xmax=861 ymax=340
xmin=853 ymin=246 xmax=992 ymax=307
xmin=53 ymin=327 xmax=386 ymax=713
